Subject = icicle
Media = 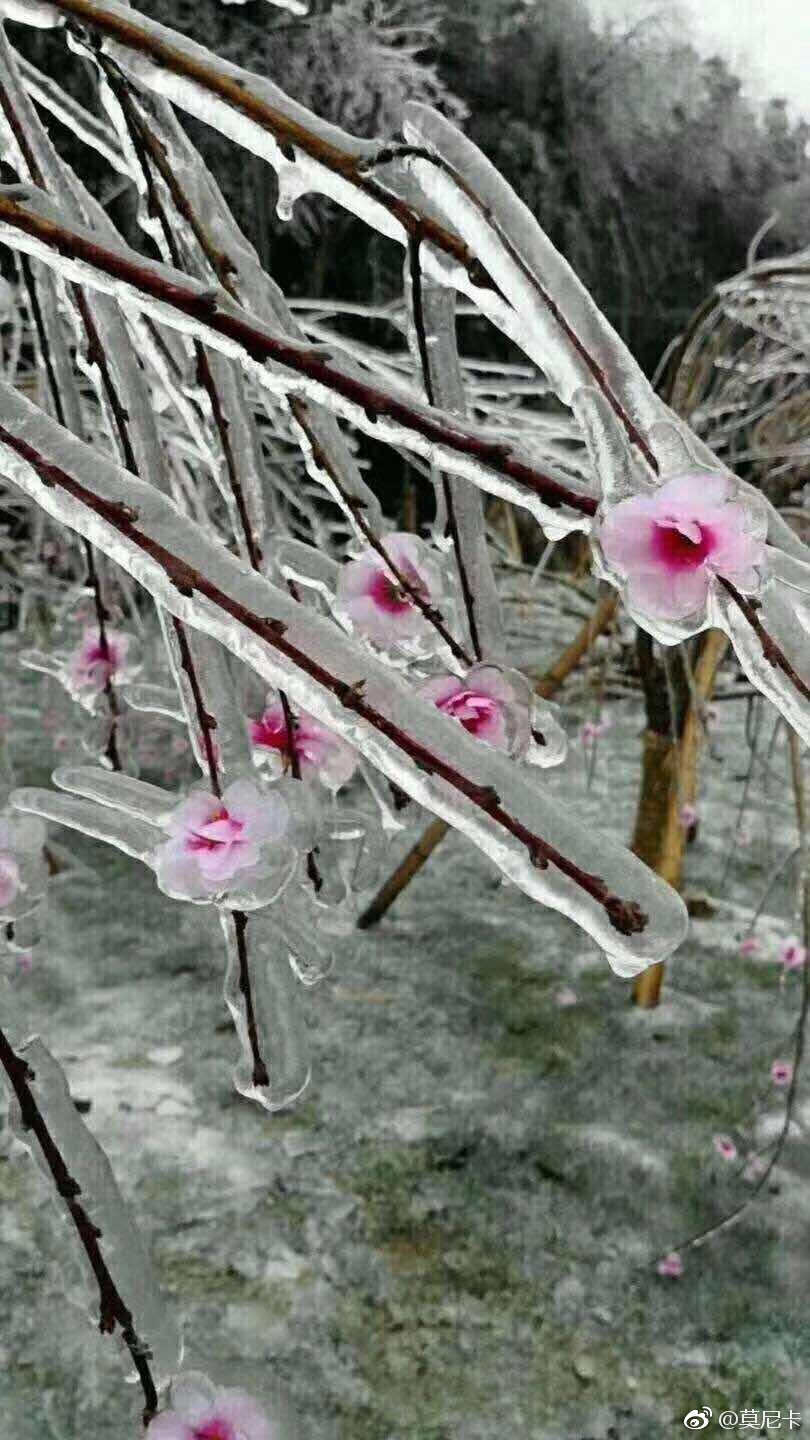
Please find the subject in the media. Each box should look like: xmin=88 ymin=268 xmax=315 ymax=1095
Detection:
xmin=220 ymin=910 xmax=311 ymax=1110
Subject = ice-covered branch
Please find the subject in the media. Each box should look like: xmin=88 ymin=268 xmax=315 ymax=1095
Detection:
xmin=0 ymin=1028 xmax=181 ymax=1423
xmin=0 ymin=380 xmax=689 ymax=974
xmin=0 ymin=184 xmax=595 ymax=531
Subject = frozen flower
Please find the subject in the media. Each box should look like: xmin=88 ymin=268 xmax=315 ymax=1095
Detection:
xmin=0 ymin=848 xmax=19 ymax=909
xmin=66 ymin=625 xmax=131 ymax=696
xmin=337 ymin=532 xmax=443 ymax=646
xmin=771 ymin=1060 xmax=793 ymax=1088
xmin=739 ymin=936 xmax=760 ymax=956
xmin=713 ymin=1134 xmax=737 ymax=1162
xmin=250 ymin=693 xmax=357 ymax=789
xmin=416 ymin=665 xmax=529 ymax=755
xmin=598 ymin=472 xmax=765 ymax=623
xmin=147 ymin=1377 xmax=277 ymax=1440
xmin=656 ymin=1251 xmax=683 ymax=1279
xmin=779 ymin=936 xmax=806 ymax=971
xmin=155 ymin=779 xmax=288 ymax=899
xmin=679 ymin=803 xmax=698 ymax=831
xmin=580 ymin=713 xmax=611 ymax=747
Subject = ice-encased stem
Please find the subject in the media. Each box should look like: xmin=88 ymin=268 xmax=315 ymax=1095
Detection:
xmin=220 ymin=910 xmax=311 ymax=1111
xmin=0 ymin=1029 xmax=182 ymax=1421
xmin=0 ymin=185 xmax=597 ymax=530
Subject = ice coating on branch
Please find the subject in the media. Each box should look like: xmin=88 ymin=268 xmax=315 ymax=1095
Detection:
xmin=0 ymin=812 xmax=47 ymax=921
xmin=0 ymin=182 xmax=591 ymax=534
xmin=337 ymin=532 xmax=445 ymax=649
xmin=0 ymin=381 xmax=689 ymax=973
xmin=404 ymin=265 xmax=505 ymax=661
xmin=416 ymin=664 xmax=529 ymax=756
xmin=251 ymin=690 xmax=357 ymax=790
xmin=597 ymin=472 xmax=766 ymax=625
xmin=401 ymin=103 xmax=661 ymax=444
xmin=3 ymin=1036 xmax=182 ymax=1386
xmin=159 ymin=613 xmax=254 ymax=781
xmin=147 ymin=1372 xmax=278 ymax=1440
xmin=221 ymin=911 xmax=311 ymax=1110
xmin=155 ymin=779 xmax=289 ymax=900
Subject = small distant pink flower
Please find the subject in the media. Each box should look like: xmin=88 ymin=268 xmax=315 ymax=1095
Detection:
xmin=656 ymin=1252 xmax=683 ymax=1279
xmin=743 ymin=1154 xmax=768 ymax=1184
xmin=679 ymin=803 xmax=698 ymax=831
xmin=771 ymin=1060 xmax=793 ymax=1088
xmin=739 ymin=936 xmax=760 ymax=956
xmin=598 ymin=472 xmax=765 ymax=622
xmin=555 ymin=987 xmax=578 ymax=1007
xmin=416 ymin=665 xmax=529 ymax=755
xmin=155 ymin=779 xmax=288 ymax=898
xmin=67 ymin=625 xmax=130 ymax=694
xmin=713 ymin=1134 xmax=737 ymax=1162
xmin=147 ymin=1381 xmax=276 ymax=1440
xmin=250 ymin=694 xmax=356 ymax=790
xmin=17 ymin=951 xmax=33 ymax=974
xmin=581 ymin=713 xmax=611 ymax=747
xmin=780 ymin=937 xmax=806 ymax=971
xmin=337 ymin=533 xmax=442 ymax=645
xmin=0 ymin=850 xmax=19 ymax=909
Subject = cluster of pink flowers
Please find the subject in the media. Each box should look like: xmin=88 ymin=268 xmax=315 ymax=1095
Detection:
xmin=337 ymin=533 xmax=443 ymax=647
xmin=598 ymin=472 xmax=765 ymax=623
xmin=155 ymin=779 xmax=288 ymax=899
xmin=147 ymin=1378 xmax=276 ymax=1440
xmin=416 ymin=664 xmax=530 ymax=756
xmin=250 ymin=692 xmax=356 ymax=790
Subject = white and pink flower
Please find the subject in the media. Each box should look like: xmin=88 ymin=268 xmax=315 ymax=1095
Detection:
xmin=250 ymin=694 xmax=356 ymax=790
xmin=66 ymin=625 xmax=132 ymax=699
xmin=771 ymin=1060 xmax=793 ymax=1088
xmin=155 ymin=779 xmax=288 ymax=899
xmin=713 ymin=1134 xmax=737 ymax=1163
xmin=656 ymin=1251 xmax=683 ymax=1279
xmin=598 ymin=472 xmax=765 ymax=624
xmin=337 ymin=532 xmax=443 ymax=647
xmin=779 ymin=936 xmax=806 ymax=971
xmin=416 ymin=664 xmax=530 ymax=755
xmin=147 ymin=1376 xmax=276 ymax=1440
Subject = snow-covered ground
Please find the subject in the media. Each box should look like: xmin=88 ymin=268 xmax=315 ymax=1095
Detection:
xmin=1 ymin=594 xmax=808 ymax=1439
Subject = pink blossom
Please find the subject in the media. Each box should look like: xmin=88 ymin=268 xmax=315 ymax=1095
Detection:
xmin=416 ymin=665 xmax=529 ymax=755
xmin=713 ymin=1134 xmax=737 ymax=1162
xmin=580 ymin=713 xmax=611 ymax=747
xmin=656 ymin=1251 xmax=683 ymax=1279
xmin=598 ymin=472 xmax=765 ymax=622
xmin=250 ymin=693 xmax=357 ymax=789
xmin=147 ymin=1380 xmax=276 ymax=1440
xmin=679 ymin=803 xmax=698 ymax=831
xmin=779 ymin=937 xmax=806 ymax=971
xmin=155 ymin=779 xmax=288 ymax=898
xmin=743 ymin=1155 xmax=768 ymax=1184
xmin=0 ymin=850 xmax=19 ymax=909
xmin=337 ymin=532 xmax=442 ymax=646
xmin=771 ymin=1060 xmax=794 ymax=1088
xmin=738 ymin=936 xmax=760 ymax=956
xmin=66 ymin=625 xmax=130 ymax=695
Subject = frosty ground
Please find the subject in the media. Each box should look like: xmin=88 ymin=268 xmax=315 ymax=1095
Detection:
xmin=1 ymin=588 xmax=808 ymax=1440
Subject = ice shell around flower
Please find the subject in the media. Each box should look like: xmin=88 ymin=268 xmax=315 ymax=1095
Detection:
xmin=597 ymin=471 xmax=766 ymax=625
xmin=336 ymin=532 xmax=443 ymax=647
xmin=154 ymin=779 xmax=289 ymax=900
xmin=146 ymin=1373 xmax=277 ymax=1440
xmin=250 ymin=693 xmax=357 ymax=791
xmin=416 ymin=664 xmax=530 ymax=756
xmin=65 ymin=625 xmax=138 ymax=709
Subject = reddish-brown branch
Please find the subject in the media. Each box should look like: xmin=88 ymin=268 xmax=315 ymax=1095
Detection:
xmin=717 ymin=576 xmax=810 ymax=706
xmin=0 ymin=191 xmax=596 ymax=519
xmin=0 ymin=1025 xmax=158 ymax=1426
